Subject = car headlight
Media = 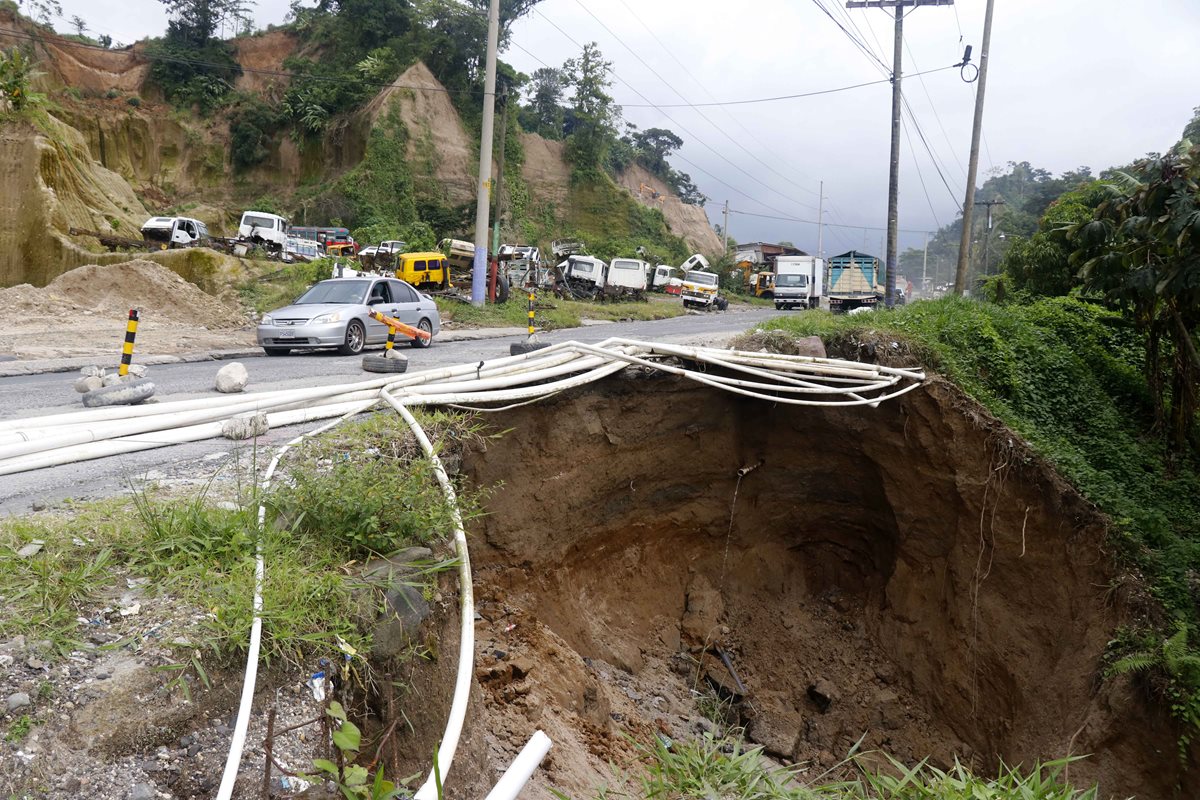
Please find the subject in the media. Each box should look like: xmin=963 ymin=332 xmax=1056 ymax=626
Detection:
xmin=310 ymin=311 xmax=341 ymax=324
xmin=260 ymin=314 xmax=274 ymax=325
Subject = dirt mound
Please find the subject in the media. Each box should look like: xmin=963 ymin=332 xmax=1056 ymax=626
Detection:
xmin=362 ymin=62 xmax=478 ymax=205
xmin=397 ymin=372 xmax=1191 ymax=800
xmin=521 ymin=133 xmax=571 ymax=211
xmin=617 ymin=164 xmax=724 ymax=256
xmin=0 ymin=260 xmax=253 ymax=360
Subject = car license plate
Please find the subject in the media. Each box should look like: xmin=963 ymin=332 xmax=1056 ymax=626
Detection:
xmin=278 ymin=330 xmax=295 ymax=339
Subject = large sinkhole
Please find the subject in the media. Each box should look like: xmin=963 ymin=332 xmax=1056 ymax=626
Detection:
xmin=400 ymin=370 xmax=1188 ymax=800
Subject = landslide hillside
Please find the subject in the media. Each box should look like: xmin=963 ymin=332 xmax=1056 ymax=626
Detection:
xmin=0 ymin=5 xmax=720 ymax=288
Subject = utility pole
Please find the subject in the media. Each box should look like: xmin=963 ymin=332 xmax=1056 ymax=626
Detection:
xmin=817 ymin=180 xmax=825 ymax=260
xmin=921 ymin=230 xmax=929 ymax=292
xmin=490 ymin=89 xmax=510 ymax=257
xmin=722 ymin=200 xmax=729 ymax=254
xmin=975 ymin=198 xmax=1004 ymax=275
xmin=953 ymin=0 xmax=996 ymax=295
xmin=470 ymin=0 xmax=502 ymax=306
xmin=848 ymin=0 xmax=953 ymax=308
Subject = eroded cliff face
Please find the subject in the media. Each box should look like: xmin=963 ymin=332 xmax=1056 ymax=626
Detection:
xmin=0 ymin=10 xmax=718 ymax=287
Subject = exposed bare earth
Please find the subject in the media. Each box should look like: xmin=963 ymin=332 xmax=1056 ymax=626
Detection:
xmin=617 ymin=164 xmax=724 ymax=256
xmin=382 ymin=370 xmax=1192 ymax=800
xmin=0 ymin=260 xmax=254 ymax=360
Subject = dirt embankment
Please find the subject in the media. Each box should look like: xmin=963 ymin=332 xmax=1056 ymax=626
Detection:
xmin=0 ymin=259 xmax=254 ymax=359
xmin=617 ymin=164 xmax=724 ymax=256
xmin=385 ymin=371 xmax=1191 ymax=800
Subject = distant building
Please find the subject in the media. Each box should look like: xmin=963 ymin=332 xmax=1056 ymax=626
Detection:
xmin=733 ymin=241 xmax=808 ymax=269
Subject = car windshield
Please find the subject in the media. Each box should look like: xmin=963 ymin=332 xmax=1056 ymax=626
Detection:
xmin=295 ymin=280 xmax=369 ymax=305
xmin=686 ymin=271 xmax=717 ymax=286
xmin=777 ymin=274 xmax=807 ymax=287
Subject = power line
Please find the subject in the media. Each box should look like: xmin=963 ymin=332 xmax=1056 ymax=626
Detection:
xmin=567 ymin=0 xmax=822 ymax=214
xmin=531 ymin=9 xmax=820 ymax=219
xmin=900 ymin=112 xmax=942 ymax=230
xmin=900 ymin=94 xmax=961 ymax=209
xmin=904 ymin=39 xmax=966 ymax=180
xmin=618 ymin=66 xmax=954 ymax=108
xmin=729 ymin=207 xmax=934 ymax=235
xmin=809 ymin=0 xmax=890 ymax=74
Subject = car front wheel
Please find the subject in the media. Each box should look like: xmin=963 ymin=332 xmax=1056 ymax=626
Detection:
xmin=410 ymin=318 xmax=434 ymax=349
xmin=338 ymin=320 xmax=366 ymax=355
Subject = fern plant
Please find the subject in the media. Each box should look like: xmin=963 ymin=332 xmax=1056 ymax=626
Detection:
xmin=1111 ymin=620 xmax=1200 ymax=762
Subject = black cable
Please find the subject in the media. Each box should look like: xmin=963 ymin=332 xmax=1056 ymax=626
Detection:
xmin=530 ymin=11 xmax=816 ymax=221
xmin=809 ymin=0 xmax=890 ymax=75
xmin=900 ymin=95 xmax=962 ymax=210
xmin=728 ymin=208 xmax=934 ymax=236
xmin=901 ymin=113 xmax=943 ymax=231
xmin=619 ymin=66 xmax=954 ymax=109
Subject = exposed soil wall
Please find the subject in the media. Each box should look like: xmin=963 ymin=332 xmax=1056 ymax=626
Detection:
xmin=616 ymin=164 xmax=723 ymax=256
xmin=437 ymin=371 xmax=1190 ymax=800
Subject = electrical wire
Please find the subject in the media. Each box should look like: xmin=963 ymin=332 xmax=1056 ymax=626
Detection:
xmin=617 ymin=66 xmax=955 ymax=109
xmin=525 ymin=12 xmax=813 ymax=221
xmin=540 ymin=6 xmax=820 ymax=217
xmin=610 ymin=0 xmax=820 ymax=198
xmin=809 ymin=0 xmax=890 ymax=75
xmin=900 ymin=112 xmax=943 ymax=231
xmin=728 ymin=207 xmax=934 ymax=236
xmin=904 ymin=40 xmax=967 ymax=180
xmin=900 ymin=94 xmax=962 ymax=210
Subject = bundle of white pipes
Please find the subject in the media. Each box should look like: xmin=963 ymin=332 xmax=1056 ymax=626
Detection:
xmin=1 ymin=339 xmax=924 ymax=798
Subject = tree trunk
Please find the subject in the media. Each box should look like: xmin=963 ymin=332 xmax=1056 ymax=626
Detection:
xmin=1144 ymin=305 xmax=1165 ymax=433
xmin=1167 ymin=309 xmax=1199 ymax=453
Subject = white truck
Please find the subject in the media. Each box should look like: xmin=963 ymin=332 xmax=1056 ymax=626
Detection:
xmin=140 ymin=216 xmax=210 ymax=249
xmin=773 ymin=255 xmax=824 ymax=310
xmin=607 ymin=257 xmax=650 ymax=294
xmin=238 ymin=211 xmax=289 ymax=252
xmin=680 ymin=269 xmax=728 ymax=310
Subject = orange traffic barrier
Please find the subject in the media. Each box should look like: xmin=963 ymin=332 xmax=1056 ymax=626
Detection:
xmin=368 ymin=310 xmax=431 ymax=341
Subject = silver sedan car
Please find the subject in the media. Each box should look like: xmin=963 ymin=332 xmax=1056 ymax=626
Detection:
xmin=257 ymin=277 xmax=441 ymax=356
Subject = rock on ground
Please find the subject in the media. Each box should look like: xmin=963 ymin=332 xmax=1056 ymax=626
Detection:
xmin=214 ymin=362 xmax=248 ymax=393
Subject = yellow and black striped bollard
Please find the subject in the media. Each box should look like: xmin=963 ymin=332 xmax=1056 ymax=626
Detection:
xmin=385 ymin=324 xmax=397 ymax=352
xmin=527 ymin=289 xmax=536 ymax=338
xmin=118 ymin=309 xmax=139 ymax=377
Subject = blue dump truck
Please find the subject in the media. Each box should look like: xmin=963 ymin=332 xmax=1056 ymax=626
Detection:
xmin=827 ymin=250 xmax=882 ymax=313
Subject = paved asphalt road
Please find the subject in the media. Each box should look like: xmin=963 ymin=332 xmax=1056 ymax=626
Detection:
xmin=0 ymin=308 xmax=779 ymax=514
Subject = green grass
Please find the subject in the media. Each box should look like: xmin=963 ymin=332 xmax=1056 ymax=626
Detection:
xmin=559 ymin=735 xmax=1098 ymax=800
xmin=437 ymin=294 xmax=686 ymax=330
xmin=0 ymin=410 xmax=482 ymax=668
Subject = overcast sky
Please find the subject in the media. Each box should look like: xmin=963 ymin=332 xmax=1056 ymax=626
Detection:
xmin=48 ymin=0 xmax=1200 ymax=256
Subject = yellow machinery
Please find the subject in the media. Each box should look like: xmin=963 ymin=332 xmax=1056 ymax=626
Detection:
xmin=394 ymin=251 xmax=451 ymax=290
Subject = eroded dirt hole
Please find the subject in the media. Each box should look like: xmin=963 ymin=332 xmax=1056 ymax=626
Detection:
xmin=395 ymin=370 xmax=1188 ymax=800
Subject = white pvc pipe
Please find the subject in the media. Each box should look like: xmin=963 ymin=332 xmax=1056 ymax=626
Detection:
xmin=382 ymin=393 xmax=475 ymax=800
xmin=215 ymin=402 xmax=376 ymax=800
xmin=483 ymin=730 xmax=553 ymax=800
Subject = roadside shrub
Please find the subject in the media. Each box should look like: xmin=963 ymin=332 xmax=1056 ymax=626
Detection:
xmin=268 ymin=413 xmax=472 ymax=557
xmin=229 ymin=97 xmax=284 ymax=170
xmin=0 ymin=47 xmax=40 ymax=112
xmin=126 ymin=96 xmax=141 ymax=107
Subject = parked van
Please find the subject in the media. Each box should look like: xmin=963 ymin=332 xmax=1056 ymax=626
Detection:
xmin=238 ymin=211 xmax=289 ymax=251
xmin=395 ymin=251 xmax=450 ymax=289
xmin=140 ymin=216 xmax=210 ymax=249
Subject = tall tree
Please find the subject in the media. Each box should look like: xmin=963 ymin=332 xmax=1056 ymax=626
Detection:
xmin=632 ymin=127 xmax=682 ymax=177
xmin=525 ymin=66 xmax=564 ymax=139
xmin=562 ymin=42 xmax=619 ymax=172
xmin=1069 ymin=145 xmax=1200 ymax=449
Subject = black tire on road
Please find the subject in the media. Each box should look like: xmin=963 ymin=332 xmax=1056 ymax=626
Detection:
xmin=510 ymin=340 xmax=551 ymax=356
xmin=82 ymin=378 xmax=156 ymax=408
xmin=410 ymin=318 xmax=434 ymax=349
xmin=338 ymin=321 xmax=366 ymax=355
xmin=361 ymin=354 xmax=409 ymax=373
xmin=264 ymin=347 xmax=291 ymax=356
